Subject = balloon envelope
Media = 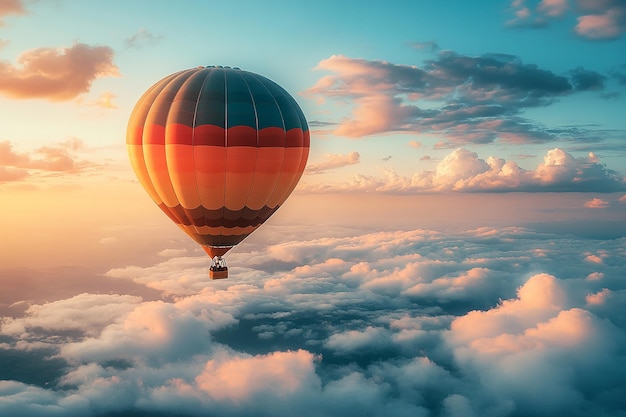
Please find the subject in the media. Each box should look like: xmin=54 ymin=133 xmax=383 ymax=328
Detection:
xmin=127 ymin=66 xmax=309 ymax=259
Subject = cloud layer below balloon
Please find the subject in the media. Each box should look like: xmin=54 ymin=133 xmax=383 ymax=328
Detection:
xmin=1 ymin=225 xmax=625 ymax=417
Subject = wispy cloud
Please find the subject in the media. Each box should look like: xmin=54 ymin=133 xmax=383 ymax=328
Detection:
xmin=90 ymin=91 xmax=118 ymax=109
xmin=0 ymin=43 xmax=119 ymax=101
xmin=124 ymin=28 xmax=163 ymax=49
xmin=0 ymin=139 xmax=97 ymax=182
xmin=306 ymin=152 xmax=360 ymax=174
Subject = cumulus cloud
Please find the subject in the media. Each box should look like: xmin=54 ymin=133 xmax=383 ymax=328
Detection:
xmin=300 ymin=147 xmax=625 ymax=193
xmin=1 ymin=293 xmax=142 ymax=339
xmin=0 ymin=139 xmax=96 ymax=182
xmin=303 ymin=52 xmax=610 ymax=145
xmin=1 ymin=226 xmax=625 ymax=416
xmin=306 ymin=151 xmax=360 ymax=174
xmin=507 ymin=0 xmax=626 ymax=40
xmin=445 ymin=273 xmax=626 ymax=416
xmin=0 ymin=42 xmax=119 ymax=101
xmin=196 ymin=350 xmax=320 ymax=402
xmin=575 ymin=2 xmax=626 ymax=40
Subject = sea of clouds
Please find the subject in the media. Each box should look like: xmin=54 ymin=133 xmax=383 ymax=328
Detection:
xmin=1 ymin=222 xmax=625 ymax=417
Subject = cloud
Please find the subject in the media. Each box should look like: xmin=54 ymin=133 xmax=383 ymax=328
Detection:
xmin=300 ymin=147 xmax=625 ymax=193
xmin=0 ymin=42 xmax=119 ymax=101
xmin=408 ymin=40 xmax=440 ymax=52
xmin=569 ymin=67 xmax=606 ymax=90
xmin=0 ymin=0 xmax=26 ymax=25
xmin=98 ymin=237 xmax=119 ymax=245
xmin=1 ymin=293 xmax=142 ymax=339
xmin=445 ymin=273 xmax=626 ymax=416
xmin=0 ymin=166 xmax=29 ymax=182
xmin=306 ymin=151 xmax=360 ymax=174
xmin=0 ymin=139 xmax=96 ymax=182
xmin=586 ymin=288 xmax=611 ymax=305
xmin=91 ymin=91 xmax=118 ymax=108
xmin=324 ymin=326 xmax=393 ymax=354
xmin=1 ymin=225 xmax=625 ymax=416
xmin=304 ymin=53 xmax=610 ymax=144
xmin=507 ymin=0 xmax=626 ymax=40
xmin=124 ymin=28 xmax=163 ymax=49
xmin=584 ymin=197 xmax=609 ymax=208
xmin=575 ymin=2 xmax=626 ymax=40
xmin=196 ymin=350 xmax=320 ymax=402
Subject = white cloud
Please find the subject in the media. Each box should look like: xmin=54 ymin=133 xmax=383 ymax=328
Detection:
xmin=324 ymin=326 xmax=392 ymax=354
xmin=1 ymin=293 xmax=141 ymax=338
xmin=301 ymin=147 xmax=624 ymax=193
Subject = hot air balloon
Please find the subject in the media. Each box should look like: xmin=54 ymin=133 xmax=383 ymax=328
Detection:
xmin=127 ymin=66 xmax=309 ymax=279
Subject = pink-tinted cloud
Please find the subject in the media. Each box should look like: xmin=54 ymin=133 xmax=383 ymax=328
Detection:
xmin=584 ymin=197 xmax=609 ymax=208
xmin=539 ymin=0 xmax=569 ymax=16
xmin=304 ymin=53 xmax=606 ymax=144
xmin=196 ymin=350 xmax=320 ymax=402
xmin=306 ymin=151 xmax=360 ymax=174
xmin=507 ymin=0 xmax=626 ymax=40
xmin=0 ymin=0 xmax=25 ymax=25
xmin=445 ymin=273 xmax=624 ymax=415
xmin=586 ymin=271 xmax=604 ymax=281
xmin=575 ymin=4 xmax=626 ymax=40
xmin=0 ymin=139 xmax=96 ymax=182
xmin=586 ymin=288 xmax=611 ymax=305
xmin=0 ymin=166 xmax=29 ymax=182
xmin=0 ymin=42 xmax=119 ymax=101
xmin=585 ymin=253 xmax=604 ymax=264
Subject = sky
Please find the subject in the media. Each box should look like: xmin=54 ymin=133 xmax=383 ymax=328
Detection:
xmin=1 ymin=0 xmax=625 ymax=416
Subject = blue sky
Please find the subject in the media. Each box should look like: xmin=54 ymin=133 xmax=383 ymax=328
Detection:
xmin=1 ymin=1 xmax=626 ymax=416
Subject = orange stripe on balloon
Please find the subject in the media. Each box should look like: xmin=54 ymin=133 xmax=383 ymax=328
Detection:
xmin=224 ymin=146 xmax=257 ymax=210
xmin=194 ymin=146 xmax=227 ymax=210
xmin=244 ymin=147 xmax=285 ymax=210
